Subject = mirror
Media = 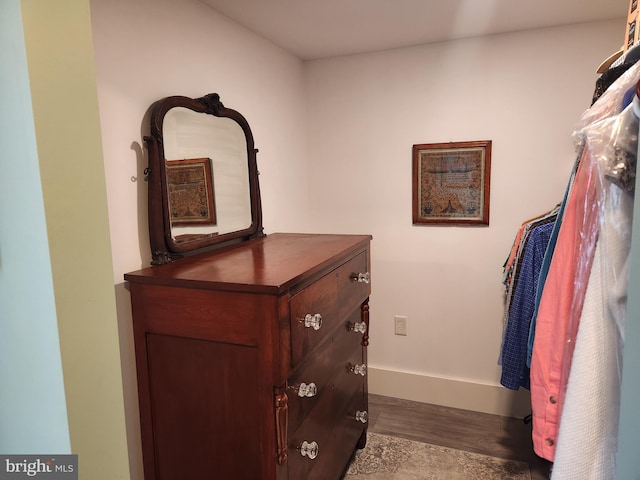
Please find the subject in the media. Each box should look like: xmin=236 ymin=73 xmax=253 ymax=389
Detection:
xmin=144 ymin=93 xmax=263 ymax=265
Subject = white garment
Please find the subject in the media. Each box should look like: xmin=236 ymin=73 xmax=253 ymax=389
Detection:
xmin=551 ymin=182 xmax=632 ymax=479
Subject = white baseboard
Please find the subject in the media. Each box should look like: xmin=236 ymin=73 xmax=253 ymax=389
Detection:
xmin=368 ymin=366 xmax=531 ymax=418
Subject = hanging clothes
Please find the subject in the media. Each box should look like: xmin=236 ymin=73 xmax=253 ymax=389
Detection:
xmin=529 ymin=61 xmax=640 ymax=463
xmin=500 ymin=214 xmax=557 ymax=390
xmin=550 ymin=87 xmax=637 ymax=480
xmin=501 ymin=208 xmax=559 ymax=327
xmin=529 ymin=143 xmax=601 ymax=460
xmin=500 ymin=64 xmax=639 ymax=383
xmin=526 ymin=158 xmax=579 ymax=369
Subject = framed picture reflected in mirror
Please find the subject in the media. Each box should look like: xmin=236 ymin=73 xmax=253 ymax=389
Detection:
xmin=166 ymin=157 xmax=217 ymax=226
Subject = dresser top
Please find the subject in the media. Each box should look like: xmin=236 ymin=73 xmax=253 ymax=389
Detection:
xmin=125 ymin=233 xmax=371 ymax=294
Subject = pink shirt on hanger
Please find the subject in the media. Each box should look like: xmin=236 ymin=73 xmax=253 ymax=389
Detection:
xmin=529 ymin=147 xmax=601 ymax=461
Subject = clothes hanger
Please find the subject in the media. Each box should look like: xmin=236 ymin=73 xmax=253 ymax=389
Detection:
xmin=597 ymin=42 xmax=640 ymax=74
xmin=597 ymin=47 xmax=624 ymax=74
xmin=521 ymin=204 xmax=561 ymax=226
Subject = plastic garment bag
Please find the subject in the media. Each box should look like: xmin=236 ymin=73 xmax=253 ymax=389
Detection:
xmin=549 ymin=78 xmax=638 ymax=479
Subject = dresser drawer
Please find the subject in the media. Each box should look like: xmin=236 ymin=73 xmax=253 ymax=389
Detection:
xmin=289 ymin=250 xmax=370 ymax=366
xmin=287 ymin=309 xmax=365 ymax=432
xmin=287 ymin=358 xmax=366 ymax=480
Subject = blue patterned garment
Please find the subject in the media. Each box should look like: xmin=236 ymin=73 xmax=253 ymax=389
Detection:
xmin=500 ymin=221 xmax=555 ymax=390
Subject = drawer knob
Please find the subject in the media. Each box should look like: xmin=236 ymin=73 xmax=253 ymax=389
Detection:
xmin=347 ymin=321 xmax=367 ymax=334
xmin=350 ymin=272 xmax=370 ymax=284
xmin=299 ymin=440 xmax=319 ymax=460
xmin=291 ymin=382 xmax=318 ymax=398
xmin=303 ymin=313 xmax=323 ymax=330
xmin=347 ymin=363 xmax=367 ymax=376
xmin=354 ymin=410 xmax=368 ymax=423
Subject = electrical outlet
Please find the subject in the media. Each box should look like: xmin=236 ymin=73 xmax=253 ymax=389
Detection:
xmin=394 ymin=316 xmax=408 ymax=336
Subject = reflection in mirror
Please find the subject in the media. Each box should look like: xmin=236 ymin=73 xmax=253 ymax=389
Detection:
xmin=163 ymin=107 xmax=251 ymax=241
xmin=165 ymin=157 xmax=217 ymax=240
xmin=144 ymin=93 xmax=263 ymax=265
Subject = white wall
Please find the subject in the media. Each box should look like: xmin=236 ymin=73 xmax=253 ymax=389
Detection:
xmin=305 ymin=20 xmax=623 ymax=415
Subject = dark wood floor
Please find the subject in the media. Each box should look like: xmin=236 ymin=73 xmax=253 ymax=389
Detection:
xmin=366 ymin=394 xmax=552 ymax=480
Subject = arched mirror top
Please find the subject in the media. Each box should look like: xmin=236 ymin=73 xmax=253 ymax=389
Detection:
xmin=144 ymin=93 xmax=263 ymax=265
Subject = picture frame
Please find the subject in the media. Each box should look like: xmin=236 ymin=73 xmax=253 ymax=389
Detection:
xmin=412 ymin=140 xmax=491 ymax=225
xmin=165 ymin=157 xmax=217 ymax=226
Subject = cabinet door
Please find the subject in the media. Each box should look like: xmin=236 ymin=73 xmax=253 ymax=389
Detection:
xmin=146 ymin=333 xmax=261 ymax=479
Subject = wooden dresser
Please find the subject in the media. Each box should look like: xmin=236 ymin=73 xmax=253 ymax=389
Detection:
xmin=125 ymin=233 xmax=372 ymax=480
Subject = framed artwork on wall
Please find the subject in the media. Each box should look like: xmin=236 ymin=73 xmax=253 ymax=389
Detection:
xmin=412 ymin=140 xmax=491 ymax=225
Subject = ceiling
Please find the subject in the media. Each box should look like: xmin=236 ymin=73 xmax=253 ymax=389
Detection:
xmin=201 ymin=0 xmax=629 ymax=60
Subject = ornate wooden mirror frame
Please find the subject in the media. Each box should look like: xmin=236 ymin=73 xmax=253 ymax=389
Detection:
xmin=144 ymin=93 xmax=264 ymax=265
